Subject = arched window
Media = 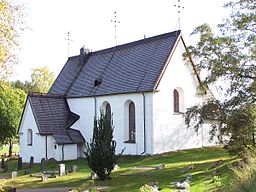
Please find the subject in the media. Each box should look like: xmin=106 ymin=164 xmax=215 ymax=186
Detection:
xmin=128 ymin=102 xmax=136 ymax=142
xmin=27 ymin=129 xmax=33 ymax=146
xmin=106 ymin=103 xmax=112 ymax=123
xmin=173 ymin=89 xmax=179 ymax=112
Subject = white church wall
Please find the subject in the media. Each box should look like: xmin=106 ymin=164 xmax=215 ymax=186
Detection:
xmin=67 ymin=93 xmax=154 ymax=155
xmin=152 ymin=38 xmax=214 ymax=154
xmin=19 ymin=101 xmax=46 ymax=163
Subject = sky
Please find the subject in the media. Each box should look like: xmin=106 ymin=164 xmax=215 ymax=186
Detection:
xmin=15 ymin=0 xmax=230 ymax=81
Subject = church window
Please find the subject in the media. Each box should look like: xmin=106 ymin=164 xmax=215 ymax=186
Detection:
xmin=105 ymin=103 xmax=112 ymax=123
xmin=173 ymin=89 xmax=179 ymax=112
xmin=27 ymin=129 xmax=33 ymax=146
xmin=128 ymin=102 xmax=136 ymax=142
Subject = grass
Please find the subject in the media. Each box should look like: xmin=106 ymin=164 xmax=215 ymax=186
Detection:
xmin=0 ymin=146 xmax=237 ymax=191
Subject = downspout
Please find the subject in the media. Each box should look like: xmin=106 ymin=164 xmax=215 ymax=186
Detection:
xmin=141 ymin=93 xmax=146 ymax=155
xmin=94 ymin=97 xmax=97 ymax=117
xmin=45 ymin=135 xmax=48 ymax=160
xmin=62 ymin=145 xmax=64 ymax=162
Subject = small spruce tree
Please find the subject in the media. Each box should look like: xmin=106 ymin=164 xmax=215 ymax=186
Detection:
xmin=84 ymin=111 xmax=121 ymax=180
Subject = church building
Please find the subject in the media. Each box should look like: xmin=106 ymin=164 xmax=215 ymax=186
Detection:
xmin=19 ymin=30 xmax=214 ymax=163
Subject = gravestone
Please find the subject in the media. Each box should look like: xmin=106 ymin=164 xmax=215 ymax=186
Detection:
xmin=41 ymin=174 xmax=48 ymax=182
xmin=3 ymin=161 xmax=8 ymax=172
xmin=17 ymin=157 xmax=23 ymax=170
xmin=24 ymin=168 xmax=31 ymax=175
xmin=29 ymin=156 xmax=34 ymax=168
xmin=59 ymin=164 xmax=65 ymax=176
xmin=71 ymin=165 xmax=78 ymax=173
xmin=91 ymin=171 xmax=98 ymax=180
xmin=11 ymin=171 xmax=18 ymax=178
xmin=1 ymin=158 xmax=4 ymax=169
xmin=40 ymin=158 xmax=46 ymax=172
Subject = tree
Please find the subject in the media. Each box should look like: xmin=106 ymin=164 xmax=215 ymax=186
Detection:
xmin=184 ymin=0 xmax=256 ymax=154
xmin=11 ymin=66 xmax=56 ymax=93
xmin=84 ymin=111 xmax=123 ymax=180
xmin=0 ymin=0 xmax=24 ymax=80
xmin=0 ymin=82 xmax=26 ymax=156
xmin=30 ymin=66 xmax=55 ymax=93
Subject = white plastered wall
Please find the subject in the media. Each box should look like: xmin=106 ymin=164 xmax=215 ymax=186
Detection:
xmin=67 ymin=92 xmax=153 ymax=155
xmin=152 ymin=38 xmax=214 ymax=154
xmin=19 ymin=101 xmax=46 ymax=163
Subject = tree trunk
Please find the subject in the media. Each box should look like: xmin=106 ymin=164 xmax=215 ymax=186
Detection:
xmin=8 ymin=139 xmax=12 ymax=157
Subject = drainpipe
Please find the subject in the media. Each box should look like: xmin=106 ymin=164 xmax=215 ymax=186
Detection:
xmin=62 ymin=145 xmax=64 ymax=162
xmin=141 ymin=93 xmax=146 ymax=155
xmin=45 ymin=135 xmax=48 ymax=159
xmin=94 ymin=97 xmax=97 ymax=117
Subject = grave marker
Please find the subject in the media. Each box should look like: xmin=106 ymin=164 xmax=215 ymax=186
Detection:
xmin=59 ymin=164 xmax=65 ymax=176
xmin=17 ymin=157 xmax=23 ymax=170
xmin=40 ymin=158 xmax=46 ymax=172
xmin=29 ymin=156 xmax=34 ymax=168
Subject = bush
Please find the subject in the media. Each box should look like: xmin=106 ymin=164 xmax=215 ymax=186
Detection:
xmin=84 ymin=111 xmax=123 ymax=180
xmin=227 ymin=149 xmax=256 ymax=191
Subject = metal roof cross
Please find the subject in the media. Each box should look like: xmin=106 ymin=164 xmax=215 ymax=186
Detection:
xmin=174 ymin=0 xmax=184 ymax=30
xmin=111 ymin=11 xmax=120 ymax=46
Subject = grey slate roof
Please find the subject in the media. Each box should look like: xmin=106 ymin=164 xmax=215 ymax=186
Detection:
xmin=49 ymin=30 xmax=181 ymax=97
xmin=28 ymin=93 xmax=84 ymax=144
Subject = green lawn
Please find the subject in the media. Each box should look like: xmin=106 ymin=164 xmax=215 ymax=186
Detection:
xmin=0 ymin=147 xmax=237 ymax=191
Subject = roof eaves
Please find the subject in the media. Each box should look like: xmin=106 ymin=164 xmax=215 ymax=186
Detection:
xmin=17 ymin=95 xmax=29 ymax=133
xmin=27 ymin=96 xmax=43 ymax=134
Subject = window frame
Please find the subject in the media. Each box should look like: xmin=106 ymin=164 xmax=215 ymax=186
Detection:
xmin=27 ymin=129 xmax=33 ymax=146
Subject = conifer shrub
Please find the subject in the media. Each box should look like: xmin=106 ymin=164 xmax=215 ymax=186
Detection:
xmin=84 ymin=111 xmax=123 ymax=180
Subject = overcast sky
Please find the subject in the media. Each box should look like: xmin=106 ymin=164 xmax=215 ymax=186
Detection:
xmin=15 ymin=0 xmax=229 ymax=81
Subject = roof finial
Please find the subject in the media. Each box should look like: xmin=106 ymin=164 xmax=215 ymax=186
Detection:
xmin=65 ymin=31 xmax=73 ymax=57
xmin=111 ymin=11 xmax=120 ymax=46
xmin=174 ymin=0 xmax=184 ymax=30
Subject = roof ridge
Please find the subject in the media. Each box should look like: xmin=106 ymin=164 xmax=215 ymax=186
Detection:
xmin=29 ymin=92 xmax=66 ymax=99
xmin=70 ymin=30 xmax=181 ymax=57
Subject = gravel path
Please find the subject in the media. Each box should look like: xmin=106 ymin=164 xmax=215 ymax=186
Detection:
xmin=17 ymin=187 xmax=72 ymax=192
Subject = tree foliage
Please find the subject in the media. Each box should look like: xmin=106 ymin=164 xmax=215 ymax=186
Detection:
xmin=84 ymin=111 xmax=122 ymax=180
xmin=184 ymin=0 xmax=256 ymax=154
xmin=30 ymin=66 xmax=55 ymax=93
xmin=0 ymin=0 xmax=24 ymax=80
xmin=0 ymin=82 xmax=26 ymax=155
xmin=12 ymin=66 xmax=55 ymax=93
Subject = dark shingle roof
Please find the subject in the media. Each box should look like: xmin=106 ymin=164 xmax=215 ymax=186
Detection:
xmin=49 ymin=30 xmax=181 ymax=97
xmin=28 ymin=93 xmax=84 ymax=144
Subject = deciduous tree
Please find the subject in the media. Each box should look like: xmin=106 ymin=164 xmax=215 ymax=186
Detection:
xmin=184 ymin=0 xmax=256 ymax=154
xmin=0 ymin=82 xmax=26 ymax=156
xmin=0 ymin=0 xmax=24 ymax=80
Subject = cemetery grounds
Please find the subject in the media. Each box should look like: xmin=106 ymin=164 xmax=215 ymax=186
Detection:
xmin=0 ymin=146 xmax=237 ymax=192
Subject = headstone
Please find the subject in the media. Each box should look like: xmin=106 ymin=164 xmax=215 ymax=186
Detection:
xmin=156 ymin=164 xmax=165 ymax=170
xmin=40 ymin=158 xmax=46 ymax=172
xmin=71 ymin=165 xmax=78 ymax=173
xmin=91 ymin=171 xmax=98 ymax=180
xmin=1 ymin=158 xmax=4 ymax=169
xmin=41 ymin=174 xmax=48 ymax=182
xmin=11 ymin=171 xmax=18 ymax=178
xmin=24 ymin=168 xmax=31 ymax=175
xmin=17 ymin=157 xmax=23 ymax=170
xmin=114 ymin=164 xmax=120 ymax=170
xmin=3 ymin=161 xmax=8 ymax=172
xmin=59 ymin=164 xmax=65 ymax=176
xmin=29 ymin=156 xmax=34 ymax=168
